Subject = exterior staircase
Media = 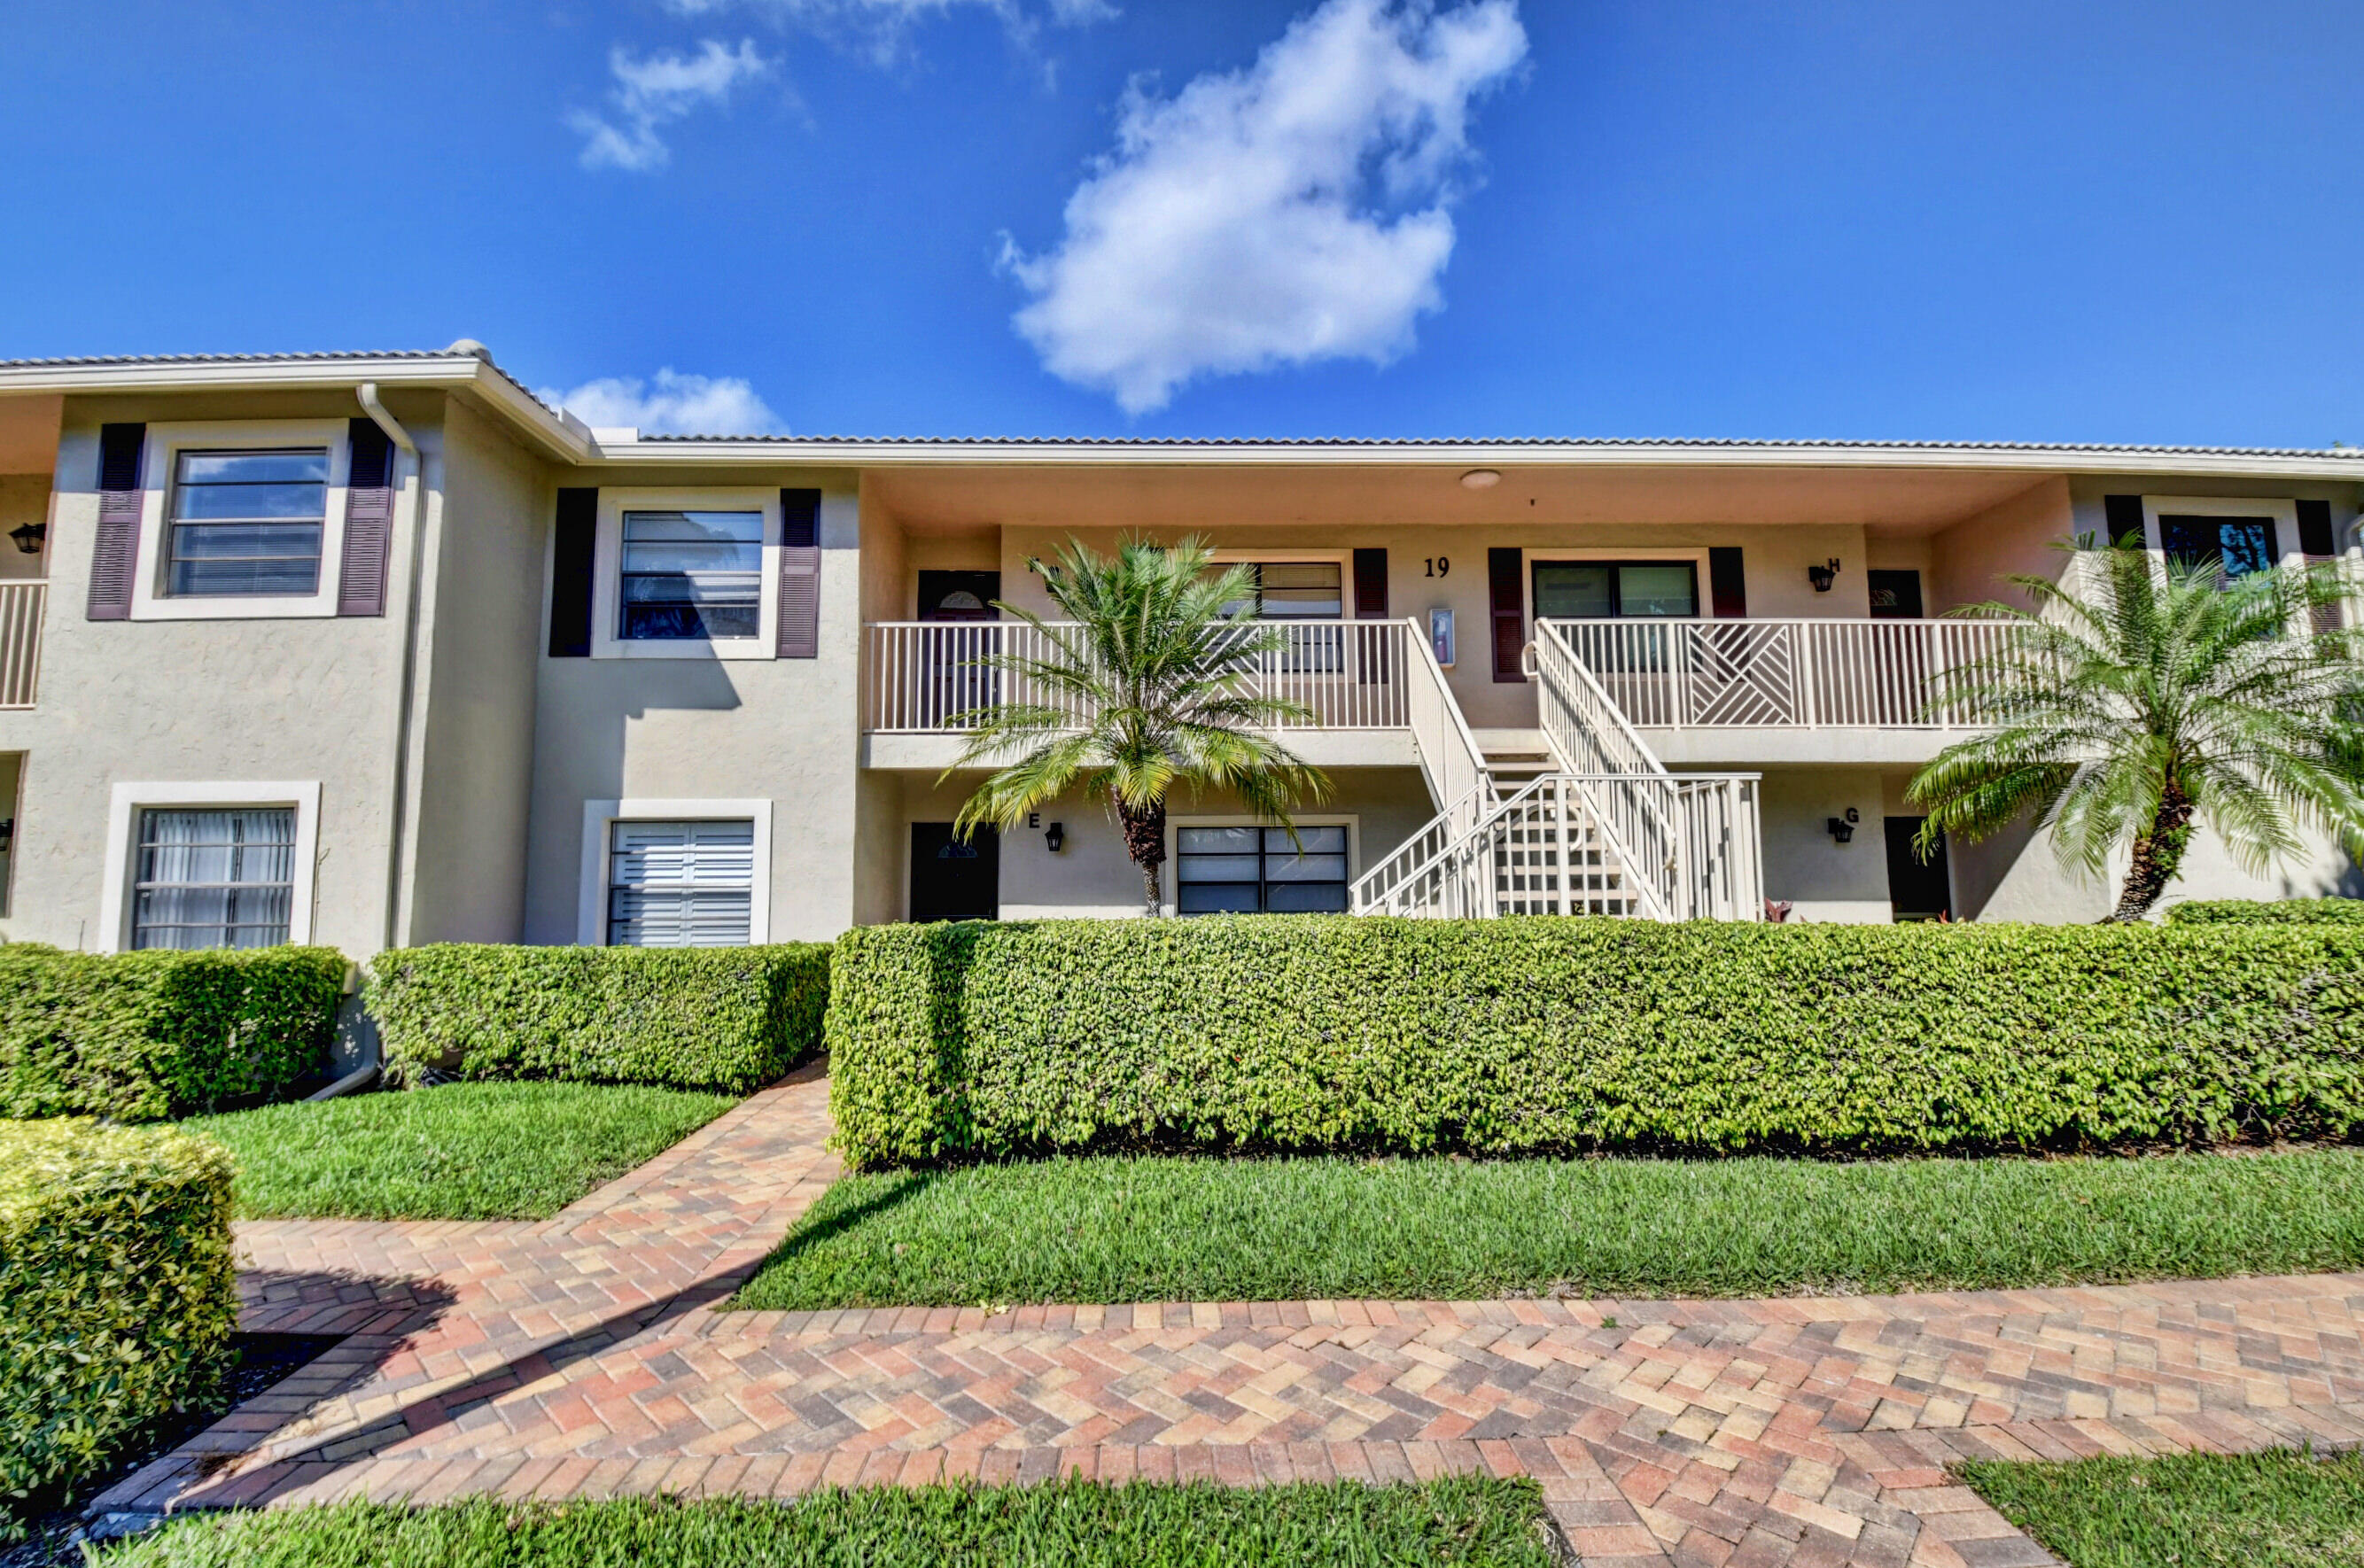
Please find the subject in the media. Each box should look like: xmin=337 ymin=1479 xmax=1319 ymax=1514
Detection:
xmin=1352 ymin=627 xmax=1764 ymax=921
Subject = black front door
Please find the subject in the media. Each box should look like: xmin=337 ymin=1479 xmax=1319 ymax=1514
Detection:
xmin=1867 ymin=570 xmax=1924 ymax=619
xmin=909 ymin=823 xmax=999 ymax=922
xmin=1885 ymin=817 xmax=1951 ymax=921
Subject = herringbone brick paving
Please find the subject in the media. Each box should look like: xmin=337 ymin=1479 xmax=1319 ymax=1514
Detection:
xmin=95 ymin=1059 xmax=2364 ymax=1565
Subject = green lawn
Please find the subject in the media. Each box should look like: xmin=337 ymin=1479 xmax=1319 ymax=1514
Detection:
xmin=93 ymin=1478 xmax=1553 ymax=1566
xmin=184 ymin=1082 xmax=736 ymax=1222
xmin=733 ymin=1146 xmax=2364 ymax=1309
xmin=1961 ymin=1448 xmax=2364 ymax=1566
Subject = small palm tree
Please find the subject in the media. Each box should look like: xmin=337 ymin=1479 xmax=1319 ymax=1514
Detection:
xmin=1909 ymin=534 xmax=2364 ymax=921
xmin=945 ymin=536 xmax=1331 ymax=916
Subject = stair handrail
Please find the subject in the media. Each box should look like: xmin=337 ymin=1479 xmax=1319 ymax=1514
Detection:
xmin=1530 ymin=622 xmax=1685 ymax=918
xmin=1400 ymin=617 xmax=1494 ymax=825
xmin=1531 ymin=620 xmax=1668 ymax=778
xmin=1351 ymin=772 xmax=1558 ymax=915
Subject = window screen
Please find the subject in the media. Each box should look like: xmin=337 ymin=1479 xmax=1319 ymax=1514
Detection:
xmin=167 ymin=450 xmax=328 ymax=596
xmin=132 ymin=807 xmax=295 ymax=949
xmin=608 ymin=819 xmax=754 ymax=945
xmin=1175 ymin=825 xmax=1349 ymax=914
xmin=618 ymin=510 xmax=765 ymax=640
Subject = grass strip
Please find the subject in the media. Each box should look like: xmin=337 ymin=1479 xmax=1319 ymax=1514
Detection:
xmin=94 ymin=1478 xmax=1554 ymax=1566
xmin=183 ymin=1082 xmax=736 ymax=1222
xmin=1960 ymin=1448 xmax=2364 ymax=1566
xmin=733 ymin=1146 xmax=2364 ymax=1308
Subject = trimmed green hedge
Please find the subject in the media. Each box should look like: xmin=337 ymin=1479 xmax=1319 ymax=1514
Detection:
xmin=0 ymin=1119 xmax=237 ymax=1517
xmin=828 ymin=917 xmax=2364 ymax=1168
xmin=2168 ymin=898 xmax=2364 ymax=925
xmin=0 ymin=945 xmax=347 ymax=1122
xmin=369 ymin=943 xmax=831 ymax=1095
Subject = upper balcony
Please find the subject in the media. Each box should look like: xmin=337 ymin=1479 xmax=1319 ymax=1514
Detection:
xmin=1541 ymin=615 xmax=2011 ymax=765
xmin=861 ymin=617 xmax=1474 ymax=785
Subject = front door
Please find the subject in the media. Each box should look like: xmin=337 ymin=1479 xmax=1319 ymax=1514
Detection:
xmin=1885 ymin=817 xmax=1951 ymax=921
xmin=916 ymin=572 xmax=1002 ymax=726
xmin=909 ymin=823 xmax=999 ymax=922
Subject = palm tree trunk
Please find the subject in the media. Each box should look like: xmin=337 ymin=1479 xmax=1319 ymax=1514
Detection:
xmin=1117 ymin=796 xmax=1168 ymax=917
xmin=2104 ymin=780 xmax=2195 ymax=923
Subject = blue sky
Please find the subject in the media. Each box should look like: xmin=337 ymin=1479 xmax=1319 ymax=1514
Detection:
xmin=3 ymin=0 xmax=2359 ymax=445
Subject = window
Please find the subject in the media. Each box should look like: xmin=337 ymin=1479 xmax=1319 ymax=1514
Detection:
xmin=618 ymin=510 xmax=765 ymax=640
xmin=1216 ymin=562 xmax=1343 ymax=620
xmin=2160 ymin=516 xmax=2277 ymax=579
xmin=1532 ymin=561 xmax=1699 ymax=618
xmin=1175 ymin=824 xmax=1349 ymax=914
xmin=607 ymin=819 xmax=755 ymax=945
xmin=130 ymin=807 xmax=295 ymax=949
xmin=167 ymin=449 xmax=329 ymax=596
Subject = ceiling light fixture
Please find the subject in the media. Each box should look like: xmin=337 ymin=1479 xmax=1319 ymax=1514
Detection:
xmin=1458 ymin=469 xmax=1501 ymax=490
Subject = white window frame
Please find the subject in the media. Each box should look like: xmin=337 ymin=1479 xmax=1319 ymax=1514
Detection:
xmin=1165 ymin=813 xmax=1358 ymax=917
xmin=98 ymin=780 xmax=321 ymax=953
xmin=2139 ymin=496 xmax=2301 ymax=570
xmin=591 ymin=489 xmax=782 ymax=660
xmin=1521 ymin=547 xmax=1713 ymax=624
xmin=130 ymin=421 xmax=351 ymax=621
xmin=577 ymin=798 xmax=773 ymax=945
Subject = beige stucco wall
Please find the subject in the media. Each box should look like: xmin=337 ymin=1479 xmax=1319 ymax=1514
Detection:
xmin=404 ymin=399 xmax=547 ymax=944
xmin=0 ymin=474 xmax=49 ymax=581
xmin=1754 ymin=765 xmax=1892 ymax=922
xmin=519 ymin=479 xmax=867 ymax=944
xmin=0 ymin=390 xmax=444 ymax=954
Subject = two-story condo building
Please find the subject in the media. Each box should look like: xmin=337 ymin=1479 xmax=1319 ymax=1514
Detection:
xmin=0 ymin=344 xmax=2355 ymax=958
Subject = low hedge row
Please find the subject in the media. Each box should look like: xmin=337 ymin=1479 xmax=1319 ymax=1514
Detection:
xmin=0 ymin=1119 xmax=237 ymax=1516
xmin=369 ymin=943 xmax=831 ymax=1094
xmin=827 ymin=917 xmax=2364 ymax=1168
xmin=2168 ymin=898 xmax=2364 ymax=925
xmin=0 ymin=945 xmax=346 ymax=1122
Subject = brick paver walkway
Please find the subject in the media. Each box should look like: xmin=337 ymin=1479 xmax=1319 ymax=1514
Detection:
xmin=95 ymin=1061 xmax=2364 ymax=1566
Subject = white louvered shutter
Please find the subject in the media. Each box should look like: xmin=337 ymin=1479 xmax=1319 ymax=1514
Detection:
xmin=607 ymin=819 xmax=754 ymax=946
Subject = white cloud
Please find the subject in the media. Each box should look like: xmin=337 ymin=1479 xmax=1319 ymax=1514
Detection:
xmin=570 ymin=38 xmax=774 ymax=173
xmin=662 ymin=0 xmax=1112 ymax=64
xmin=537 ymin=369 xmax=786 ymax=436
xmin=1003 ymin=0 xmax=1526 ymax=415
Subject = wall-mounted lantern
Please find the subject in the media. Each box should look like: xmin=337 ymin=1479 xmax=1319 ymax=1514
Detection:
xmin=1826 ymin=806 xmax=1858 ymax=844
xmin=1808 ymin=558 xmax=1840 ymax=594
xmin=7 ymin=522 xmax=44 ymax=555
xmin=1044 ymin=822 xmax=1065 ymax=853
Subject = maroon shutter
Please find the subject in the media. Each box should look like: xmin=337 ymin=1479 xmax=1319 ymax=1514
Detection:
xmin=1488 ymin=547 xmax=1524 ymax=681
xmin=1351 ymin=548 xmax=1388 ymax=617
xmin=86 ymin=423 xmax=145 ymax=621
xmin=337 ymin=418 xmax=396 ymax=617
xmin=1708 ymin=547 xmax=1746 ymax=617
xmin=548 ymin=488 xmax=597 ymax=657
xmin=776 ymin=488 xmax=821 ymax=659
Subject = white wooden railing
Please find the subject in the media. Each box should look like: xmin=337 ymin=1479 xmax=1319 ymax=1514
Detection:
xmin=1350 ymin=772 xmax=1761 ymax=921
xmin=0 ymin=581 xmax=44 ymax=710
xmin=1401 ymin=618 xmax=1493 ymax=833
xmin=864 ymin=619 xmax=1419 ymax=734
xmin=1543 ymin=616 xmax=2016 ymax=730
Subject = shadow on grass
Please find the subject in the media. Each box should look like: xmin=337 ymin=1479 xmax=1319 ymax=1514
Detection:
xmin=719 ymin=1169 xmax=939 ymax=1308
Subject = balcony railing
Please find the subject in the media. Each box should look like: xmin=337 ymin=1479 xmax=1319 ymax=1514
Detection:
xmin=865 ymin=619 xmax=1418 ymax=733
xmin=1542 ymin=616 xmax=2016 ymax=730
xmin=0 ymin=580 xmax=43 ymax=709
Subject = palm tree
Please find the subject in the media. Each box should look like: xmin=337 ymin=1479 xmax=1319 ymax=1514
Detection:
xmin=944 ymin=536 xmax=1332 ymax=916
xmin=1908 ymin=534 xmax=2364 ymax=921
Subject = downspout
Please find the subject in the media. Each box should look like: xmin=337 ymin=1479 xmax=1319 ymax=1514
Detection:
xmin=357 ymin=382 xmax=428 ymax=955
